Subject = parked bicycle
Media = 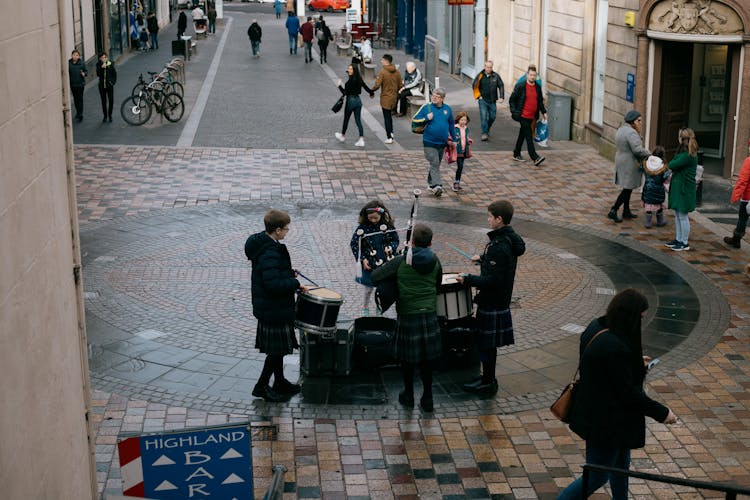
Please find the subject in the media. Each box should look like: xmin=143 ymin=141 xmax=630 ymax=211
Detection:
xmin=132 ymin=70 xmax=183 ymax=98
xmin=120 ymin=80 xmax=185 ymax=125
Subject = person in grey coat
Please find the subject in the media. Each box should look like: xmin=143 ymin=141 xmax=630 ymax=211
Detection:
xmin=609 ymin=110 xmax=649 ymax=223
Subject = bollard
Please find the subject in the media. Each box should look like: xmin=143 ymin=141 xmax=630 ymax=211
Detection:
xmin=262 ymin=464 xmax=288 ymax=500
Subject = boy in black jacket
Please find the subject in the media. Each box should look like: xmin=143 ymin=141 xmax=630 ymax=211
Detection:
xmin=457 ymin=200 xmax=525 ymax=395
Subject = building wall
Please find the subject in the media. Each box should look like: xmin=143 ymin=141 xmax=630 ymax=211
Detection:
xmin=0 ymin=0 xmax=96 ymax=498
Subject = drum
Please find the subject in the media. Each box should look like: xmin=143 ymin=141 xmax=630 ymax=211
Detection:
xmin=295 ymin=287 xmax=344 ymax=333
xmin=436 ymin=273 xmax=473 ymax=320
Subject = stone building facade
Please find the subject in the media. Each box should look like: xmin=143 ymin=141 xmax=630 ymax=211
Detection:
xmin=0 ymin=0 xmax=96 ymax=498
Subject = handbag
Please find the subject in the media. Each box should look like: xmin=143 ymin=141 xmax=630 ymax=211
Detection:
xmin=445 ymin=142 xmax=458 ymax=164
xmin=332 ymin=95 xmax=345 ymax=113
xmin=411 ymin=104 xmax=431 ymax=134
xmin=550 ymin=327 xmax=608 ymax=423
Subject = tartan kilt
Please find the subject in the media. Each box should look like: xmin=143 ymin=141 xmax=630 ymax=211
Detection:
xmin=393 ymin=312 xmax=442 ymax=364
xmin=475 ymin=308 xmax=514 ymax=349
xmin=255 ymin=321 xmax=298 ymax=355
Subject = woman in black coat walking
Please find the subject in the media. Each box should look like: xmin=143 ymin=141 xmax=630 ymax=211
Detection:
xmin=335 ymin=64 xmax=374 ymax=147
xmin=244 ymin=209 xmax=308 ymax=402
xmin=177 ymin=10 xmax=187 ymax=39
xmin=95 ymin=52 xmax=116 ymax=122
xmin=557 ymin=289 xmax=677 ymax=499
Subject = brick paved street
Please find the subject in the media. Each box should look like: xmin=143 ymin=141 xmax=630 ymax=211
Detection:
xmin=74 ymin=5 xmax=750 ymax=500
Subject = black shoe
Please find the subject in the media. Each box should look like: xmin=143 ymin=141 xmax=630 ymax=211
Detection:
xmin=622 ymin=211 xmax=637 ymax=219
xmin=102 ymin=117 xmax=107 ymax=123
xmin=607 ymin=209 xmax=623 ymax=223
xmin=75 ymin=116 xmax=82 ymax=122
xmin=398 ymin=391 xmax=414 ymax=408
xmin=533 ymin=156 xmax=546 ymax=166
xmin=473 ymin=379 xmax=499 ymax=395
xmin=512 ymin=154 xmax=526 ymax=162
xmin=252 ymin=384 xmax=287 ymax=402
xmin=462 ymin=377 xmax=483 ymax=392
xmin=108 ymin=116 xmax=113 ymax=122
xmin=272 ymin=378 xmax=301 ymax=395
xmin=420 ymin=395 xmax=434 ymax=412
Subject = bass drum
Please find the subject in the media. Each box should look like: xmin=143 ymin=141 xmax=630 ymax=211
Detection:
xmin=295 ymin=287 xmax=343 ymax=333
xmin=436 ymin=273 xmax=473 ymax=321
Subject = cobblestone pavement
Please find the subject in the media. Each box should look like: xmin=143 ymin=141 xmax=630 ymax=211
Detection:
xmin=75 ymin=143 xmax=750 ymax=499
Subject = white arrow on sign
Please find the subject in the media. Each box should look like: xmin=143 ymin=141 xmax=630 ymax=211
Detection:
xmin=220 ymin=448 xmax=243 ymax=460
xmin=154 ymin=480 xmax=178 ymax=491
xmin=222 ymin=473 xmax=245 ymax=484
xmin=152 ymin=455 xmax=176 ymax=466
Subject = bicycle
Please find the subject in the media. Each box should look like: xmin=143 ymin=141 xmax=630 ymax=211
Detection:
xmin=120 ymin=80 xmax=185 ymax=125
xmin=132 ymin=69 xmax=183 ymax=98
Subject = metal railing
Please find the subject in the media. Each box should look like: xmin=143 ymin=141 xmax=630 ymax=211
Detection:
xmin=582 ymin=463 xmax=750 ymax=499
xmin=262 ymin=465 xmax=288 ymax=500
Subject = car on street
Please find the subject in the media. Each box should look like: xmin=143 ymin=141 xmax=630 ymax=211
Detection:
xmin=307 ymin=0 xmax=350 ymax=12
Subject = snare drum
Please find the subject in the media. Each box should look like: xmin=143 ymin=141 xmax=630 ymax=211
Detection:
xmin=436 ymin=273 xmax=473 ymax=320
xmin=296 ymin=287 xmax=344 ymax=333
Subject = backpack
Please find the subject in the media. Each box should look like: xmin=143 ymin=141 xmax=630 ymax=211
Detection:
xmin=316 ymin=30 xmax=326 ymax=41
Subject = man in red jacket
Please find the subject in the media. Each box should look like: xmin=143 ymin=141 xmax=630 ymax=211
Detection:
xmin=300 ymin=16 xmax=314 ymax=63
xmin=723 ymin=139 xmax=750 ymax=248
xmin=508 ymin=66 xmax=547 ymax=166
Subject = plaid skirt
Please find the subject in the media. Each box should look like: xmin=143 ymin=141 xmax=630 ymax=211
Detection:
xmin=255 ymin=321 xmax=298 ymax=355
xmin=393 ymin=312 xmax=442 ymax=364
xmin=475 ymin=308 xmax=514 ymax=349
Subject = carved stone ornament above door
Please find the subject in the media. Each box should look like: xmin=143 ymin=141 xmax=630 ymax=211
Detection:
xmin=649 ymin=0 xmax=743 ymax=35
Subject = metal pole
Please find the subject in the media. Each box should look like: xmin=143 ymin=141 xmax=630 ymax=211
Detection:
xmin=263 ymin=465 xmax=288 ymax=500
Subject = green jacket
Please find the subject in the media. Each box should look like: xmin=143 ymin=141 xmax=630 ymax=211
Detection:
xmin=667 ymin=151 xmax=697 ymax=213
xmin=371 ymin=248 xmax=442 ymax=316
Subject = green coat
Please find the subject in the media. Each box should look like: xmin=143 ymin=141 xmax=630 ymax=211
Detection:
xmin=667 ymin=152 xmax=697 ymax=213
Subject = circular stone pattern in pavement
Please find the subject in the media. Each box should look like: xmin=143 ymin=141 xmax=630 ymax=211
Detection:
xmin=81 ymin=202 xmax=730 ymax=419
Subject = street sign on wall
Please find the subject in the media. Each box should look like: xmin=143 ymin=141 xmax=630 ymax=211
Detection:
xmin=118 ymin=423 xmax=253 ymax=499
xmin=448 ymin=0 xmax=474 ymax=4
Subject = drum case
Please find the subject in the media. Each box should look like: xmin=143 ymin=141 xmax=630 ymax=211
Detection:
xmin=299 ymin=320 xmax=354 ymax=376
xmin=352 ymin=317 xmax=398 ymax=370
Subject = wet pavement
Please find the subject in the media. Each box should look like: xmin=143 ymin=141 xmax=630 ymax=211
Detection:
xmin=77 ymin=5 xmax=750 ymax=500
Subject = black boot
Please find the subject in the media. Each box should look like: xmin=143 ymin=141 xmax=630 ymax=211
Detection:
xmin=398 ymin=390 xmax=414 ymax=407
xmin=622 ymin=208 xmax=637 ymax=219
xmin=252 ymin=384 xmax=287 ymax=402
xmin=724 ymin=231 xmax=742 ymax=249
xmin=608 ymin=209 xmax=623 ymax=223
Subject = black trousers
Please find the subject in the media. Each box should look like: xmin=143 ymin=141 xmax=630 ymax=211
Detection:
xmin=99 ymin=85 xmax=114 ymax=118
xmin=382 ymin=107 xmax=394 ymax=139
xmin=71 ymin=86 xmax=84 ymax=118
xmin=397 ymin=89 xmax=414 ymax=114
xmin=513 ymin=117 xmax=538 ymax=161
xmin=318 ymin=41 xmax=328 ymax=62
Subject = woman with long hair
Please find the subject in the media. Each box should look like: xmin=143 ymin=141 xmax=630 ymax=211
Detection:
xmin=558 ymin=289 xmax=677 ymax=499
xmin=664 ymin=127 xmax=699 ymax=251
xmin=335 ymin=64 xmax=374 ymax=147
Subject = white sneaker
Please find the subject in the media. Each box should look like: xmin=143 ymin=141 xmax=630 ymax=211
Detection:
xmin=335 ymin=132 xmax=345 ymax=142
xmin=355 ymin=137 xmax=365 ymax=147
xmin=384 ymin=137 xmax=393 ymax=144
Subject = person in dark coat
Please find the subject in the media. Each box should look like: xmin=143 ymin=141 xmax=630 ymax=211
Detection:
xmin=68 ymin=49 xmax=87 ymax=122
xmin=335 ymin=64 xmax=374 ymax=147
xmin=557 ymin=289 xmax=677 ymax=499
xmin=207 ymin=5 xmax=217 ymax=34
xmin=177 ymin=10 xmax=187 ymax=39
xmin=372 ymin=224 xmax=442 ymax=413
xmin=316 ymin=19 xmax=332 ymax=64
xmin=285 ymin=11 xmax=300 ymax=55
xmin=244 ymin=209 xmax=308 ymax=402
xmin=457 ymin=199 xmax=525 ymax=395
xmin=95 ymin=52 xmax=116 ymax=122
xmin=508 ymin=66 xmax=546 ymax=166
xmin=247 ymin=19 xmax=262 ymax=57
xmin=664 ymin=127 xmax=698 ymax=251
xmin=472 ymin=60 xmax=504 ymax=141
xmin=609 ymin=110 xmax=650 ymax=222
xmin=641 ymin=146 xmax=669 ymax=228
xmin=147 ymin=12 xmax=159 ymax=50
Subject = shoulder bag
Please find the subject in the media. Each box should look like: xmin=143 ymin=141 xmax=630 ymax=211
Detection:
xmin=550 ymin=327 xmax=608 ymax=423
xmin=332 ymin=95 xmax=345 ymax=113
xmin=411 ymin=104 xmax=431 ymax=134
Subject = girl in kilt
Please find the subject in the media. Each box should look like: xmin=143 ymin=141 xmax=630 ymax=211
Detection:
xmin=244 ymin=209 xmax=309 ymax=402
xmin=457 ymin=200 xmax=525 ymax=395
xmin=372 ymin=224 xmax=442 ymax=412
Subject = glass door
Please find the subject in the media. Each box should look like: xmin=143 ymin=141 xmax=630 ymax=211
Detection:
xmin=591 ymin=0 xmax=608 ymax=126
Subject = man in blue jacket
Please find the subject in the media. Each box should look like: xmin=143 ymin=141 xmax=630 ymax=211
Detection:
xmin=285 ymin=11 xmax=300 ymax=55
xmin=411 ymin=88 xmax=455 ymax=197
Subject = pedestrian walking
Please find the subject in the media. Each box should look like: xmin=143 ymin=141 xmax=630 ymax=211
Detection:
xmin=371 ymin=224 xmax=442 ymax=413
xmin=244 ymin=209 xmax=308 ymax=403
xmin=350 ymin=201 xmax=399 ymax=315
xmin=316 ymin=19 xmax=332 ymax=64
xmin=370 ymin=54 xmax=403 ymax=144
xmin=300 ymin=17 xmax=314 ymax=63
xmin=396 ymin=62 xmax=422 ymax=116
xmin=557 ymin=289 xmax=678 ymax=499
xmin=509 ymin=66 xmax=546 ymax=166
xmin=457 ymin=200 xmax=525 ymax=395
xmin=641 ymin=146 xmax=669 ymax=229
xmin=95 ymin=52 xmax=116 ymax=123
xmin=274 ymin=0 xmax=283 ymax=19
xmin=247 ymin=19 xmax=262 ymax=57
xmin=207 ymin=5 xmax=217 ymax=34
xmin=335 ymin=64 xmax=374 ymax=147
xmin=147 ymin=12 xmax=159 ymax=50
xmin=451 ymin=111 xmax=473 ymax=191
xmin=723 ymin=139 xmax=750 ymax=249
xmin=177 ymin=10 xmax=187 ymax=39
xmin=608 ymin=110 xmax=649 ymax=223
xmin=68 ymin=49 xmax=87 ymax=123
xmin=664 ymin=128 xmax=698 ymax=251
xmin=472 ymin=60 xmax=504 ymax=141
xmin=285 ymin=11 xmax=300 ymax=55
xmin=411 ymin=87 xmax=455 ymax=197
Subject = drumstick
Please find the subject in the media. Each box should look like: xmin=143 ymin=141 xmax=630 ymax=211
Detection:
xmin=445 ymin=242 xmax=474 ymax=261
xmin=295 ymin=270 xmax=319 ymax=287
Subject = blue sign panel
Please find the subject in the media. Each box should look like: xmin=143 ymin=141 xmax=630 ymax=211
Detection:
xmin=139 ymin=423 xmax=253 ymax=500
xmin=626 ymin=73 xmax=635 ymax=103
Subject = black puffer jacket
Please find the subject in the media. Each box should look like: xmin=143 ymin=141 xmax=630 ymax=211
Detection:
xmin=464 ymin=226 xmax=525 ymax=310
xmin=244 ymin=231 xmax=300 ymax=323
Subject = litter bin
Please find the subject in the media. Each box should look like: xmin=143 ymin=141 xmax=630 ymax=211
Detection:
xmin=547 ymin=91 xmax=573 ymax=141
xmin=171 ymin=39 xmax=185 ymax=57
